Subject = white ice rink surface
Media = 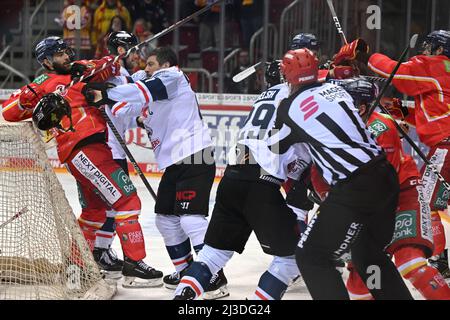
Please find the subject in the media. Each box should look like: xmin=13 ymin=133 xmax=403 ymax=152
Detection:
xmin=56 ymin=172 xmax=425 ymax=300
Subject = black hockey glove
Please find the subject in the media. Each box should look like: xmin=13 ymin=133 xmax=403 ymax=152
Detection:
xmin=70 ymin=63 xmax=88 ymax=81
xmin=82 ymin=82 xmax=116 ymax=107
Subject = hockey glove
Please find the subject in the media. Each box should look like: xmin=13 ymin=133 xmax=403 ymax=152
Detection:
xmin=333 ymin=39 xmax=369 ymax=66
xmin=82 ymin=82 xmax=116 ymax=107
xmin=19 ymin=83 xmax=45 ymax=109
xmin=386 ymin=98 xmax=409 ymax=120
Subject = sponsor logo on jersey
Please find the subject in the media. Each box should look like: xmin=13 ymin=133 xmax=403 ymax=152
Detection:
xmin=444 ymin=60 xmax=450 ymax=73
xmin=71 ymin=151 xmax=121 ymax=205
xmin=417 ymin=186 xmax=433 ymax=243
xmin=318 ymin=85 xmax=348 ymax=102
xmin=420 ymin=148 xmax=447 ymax=207
xmin=111 ymin=168 xmax=136 ymax=196
xmin=392 ymin=211 xmax=416 ymax=242
xmin=32 ymin=74 xmax=50 ymax=85
xmin=368 ymin=119 xmax=389 ymax=138
xmin=299 ymin=96 xmax=319 ymax=121
xmin=176 ymin=190 xmax=197 ymax=201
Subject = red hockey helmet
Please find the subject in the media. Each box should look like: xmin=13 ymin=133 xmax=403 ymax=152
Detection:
xmin=280 ymin=49 xmax=319 ymax=85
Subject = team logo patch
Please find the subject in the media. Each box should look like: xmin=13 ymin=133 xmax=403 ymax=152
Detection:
xmin=111 ymin=168 xmax=136 ymax=196
xmin=71 ymin=151 xmax=121 ymax=205
xmin=368 ymin=119 xmax=389 ymax=138
xmin=32 ymin=74 xmax=49 ymax=85
xmin=392 ymin=211 xmax=417 ymax=242
xmin=444 ymin=60 xmax=450 ymax=73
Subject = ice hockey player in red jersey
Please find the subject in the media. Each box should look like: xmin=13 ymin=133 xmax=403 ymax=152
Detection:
xmin=335 ymin=78 xmax=450 ymax=300
xmin=368 ymin=30 xmax=450 ymax=279
xmin=1 ymin=36 xmax=163 ymax=288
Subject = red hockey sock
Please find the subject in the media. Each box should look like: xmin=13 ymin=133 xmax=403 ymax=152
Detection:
xmin=115 ymin=216 xmax=146 ymax=261
xmin=77 ymin=219 xmax=97 ymax=252
xmin=345 ymin=262 xmax=374 ymax=300
xmin=395 ymin=246 xmax=450 ymax=300
xmin=431 ymin=211 xmax=446 ymax=257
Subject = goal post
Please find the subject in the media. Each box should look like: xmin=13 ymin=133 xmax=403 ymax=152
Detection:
xmin=0 ymin=120 xmax=116 ymax=300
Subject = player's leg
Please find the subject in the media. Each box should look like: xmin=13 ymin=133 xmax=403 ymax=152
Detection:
xmin=348 ymin=161 xmax=413 ymax=300
xmin=67 ymin=142 xmax=163 ymax=288
xmin=154 ymin=166 xmax=196 ymax=289
xmin=174 ymin=175 xmax=252 ymax=300
xmin=246 ymin=179 xmax=301 ymax=300
xmin=251 ymin=256 xmax=299 ymax=300
xmin=394 ymin=245 xmax=450 ymax=299
xmin=421 ymin=144 xmax=450 ymax=279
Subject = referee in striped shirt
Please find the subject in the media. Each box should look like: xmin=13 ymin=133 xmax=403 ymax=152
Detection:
xmin=273 ymin=48 xmax=413 ymax=300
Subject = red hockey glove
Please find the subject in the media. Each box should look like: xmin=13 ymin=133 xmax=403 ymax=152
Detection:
xmin=71 ymin=56 xmax=121 ymax=82
xmin=18 ymin=83 xmax=45 ymax=109
xmin=330 ymin=65 xmax=357 ymax=79
xmin=386 ymin=98 xmax=409 ymax=120
xmin=333 ymin=39 xmax=369 ymax=66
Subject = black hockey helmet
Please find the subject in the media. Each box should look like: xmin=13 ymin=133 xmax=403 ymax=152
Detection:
xmin=422 ymin=30 xmax=450 ymax=58
xmin=107 ymin=31 xmax=138 ymax=56
xmin=331 ymin=77 xmax=378 ymax=107
xmin=32 ymin=93 xmax=74 ymax=131
xmin=265 ymin=60 xmax=282 ymax=88
xmin=35 ymin=36 xmax=75 ymax=67
xmin=291 ymin=33 xmax=320 ymax=51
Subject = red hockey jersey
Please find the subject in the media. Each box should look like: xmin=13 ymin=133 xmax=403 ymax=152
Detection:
xmin=2 ymin=56 xmax=120 ymax=163
xmin=368 ymin=53 xmax=450 ymax=147
xmin=367 ymin=112 xmax=420 ymax=184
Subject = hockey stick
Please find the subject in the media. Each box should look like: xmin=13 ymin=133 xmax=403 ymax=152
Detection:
xmin=0 ymin=207 xmax=28 ymax=229
xmin=57 ymin=0 xmax=225 ymax=93
xmin=364 ymin=34 xmax=449 ymax=191
xmin=100 ymin=108 xmax=157 ymax=201
xmin=232 ymin=62 xmax=263 ymax=83
xmin=366 ymin=34 xmax=418 ymax=120
xmin=326 ymin=0 xmax=348 ymax=45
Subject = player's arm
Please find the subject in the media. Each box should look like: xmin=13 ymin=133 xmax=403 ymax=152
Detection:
xmin=84 ymin=72 xmax=178 ymax=107
xmin=71 ymin=55 xmax=121 ymax=83
xmin=368 ymin=53 xmax=426 ymax=97
xmin=2 ymin=83 xmax=44 ymax=122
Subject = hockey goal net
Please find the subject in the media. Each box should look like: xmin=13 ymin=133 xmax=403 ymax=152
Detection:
xmin=0 ymin=120 xmax=115 ymax=299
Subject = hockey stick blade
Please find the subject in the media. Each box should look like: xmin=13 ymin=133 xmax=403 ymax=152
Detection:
xmin=410 ymin=34 xmax=419 ymax=49
xmin=232 ymin=62 xmax=262 ymax=83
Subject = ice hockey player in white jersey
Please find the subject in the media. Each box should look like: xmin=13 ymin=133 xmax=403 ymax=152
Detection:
xmin=83 ymin=46 xmax=228 ymax=298
xmin=172 ymin=58 xmax=312 ymax=300
xmin=274 ymin=48 xmax=413 ymax=300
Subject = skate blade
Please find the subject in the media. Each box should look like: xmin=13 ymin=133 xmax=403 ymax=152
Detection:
xmin=122 ymin=276 xmax=163 ymax=288
xmin=101 ymin=270 xmax=123 ymax=280
xmin=163 ymin=283 xmax=178 ymax=290
xmin=203 ymin=285 xmax=229 ymax=300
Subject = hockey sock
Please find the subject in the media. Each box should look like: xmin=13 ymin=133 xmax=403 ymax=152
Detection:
xmin=179 ymin=215 xmax=208 ymax=252
xmin=345 ymin=262 xmax=373 ymax=300
xmin=431 ymin=210 xmax=446 ymax=257
xmin=115 ymin=216 xmax=146 ymax=261
xmin=395 ymin=246 xmax=450 ymax=300
xmin=175 ymin=261 xmax=213 ymax=299
xmin=94 ymin=212 xmax=116 ymax=250
xmin=193 ymin=243 xmax=204 ymax=255
xmin=78 ymin=218 xmax=98 ymax=251
xmin=253 ymin=271 xmax=289 ymax=300
xmin=166 ymin=238 xmax=193 ymax=273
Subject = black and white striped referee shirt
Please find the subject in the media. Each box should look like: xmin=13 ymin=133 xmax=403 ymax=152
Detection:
xmin=273 ymin=82 xmax=382 ymax=185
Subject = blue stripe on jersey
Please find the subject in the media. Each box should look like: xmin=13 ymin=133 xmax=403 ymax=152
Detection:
xmin=141 ymin=77 xmax=169 ymax=101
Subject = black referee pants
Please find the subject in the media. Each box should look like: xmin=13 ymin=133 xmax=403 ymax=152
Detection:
xmin=295 ymin=156 xmax=413 ymax=300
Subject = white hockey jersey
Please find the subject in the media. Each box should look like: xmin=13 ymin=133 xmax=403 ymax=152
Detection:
xmin=107 ymin=66 xmax=213 ymax=169
xmin=105 ymin=68 xmax=147 ymax=160
xmin=230 ymin=83 xmax=311 ymax=181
